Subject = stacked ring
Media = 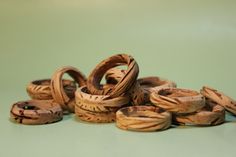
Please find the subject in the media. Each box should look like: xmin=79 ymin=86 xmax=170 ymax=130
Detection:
xmin=10 ymin=100 xmax=63 ymax=125
xmin=87 ymin=54 xmax=139 ymax=98
xmin=200 ymin=86 xmax=236 ymax=115
xmin=173 ymin=99 xmax=225 ymax=126
xmin=75 ymin=86 xmax=130 ymax=123
xmin=116 ymin=106 xmax=172 ymax=132
xmin=26 ymin=79 xmax=76 ymax=100
xmin=150 ymin=88 xmax=205 ymax=114
xmin=50 ymin=66 xmax=87 ymax=113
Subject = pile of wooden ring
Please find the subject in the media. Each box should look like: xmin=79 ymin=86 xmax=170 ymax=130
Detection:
xmin=10 ymin=54 xmax=236 ymax=132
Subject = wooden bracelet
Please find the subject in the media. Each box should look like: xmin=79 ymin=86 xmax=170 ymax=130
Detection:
xmin=26 ymin=79 xmax=76 ymax=100
xmin=116 ymin=106 xmax=171 ymax=132
xmin=50 ymin=66 xmax=87 ymax=113
xmin=75 ymin=106 xmax=116 ymax=123
xmin=75 ymin=86 xmax=130 ymax=113
xmin=173 ymin=99 xmax=225 ymax=126
xmin=87 ymin=54 xmax=139 ymax=98
xmin=150 ymin=88 xmax=205 ymax=114
xmin=10 ymin=100 xmax=63 ymax=125
xmin=200 ymin=86 xmax=236 ymax=115
xmin=137 ymin=77 xmax=177 ymax=93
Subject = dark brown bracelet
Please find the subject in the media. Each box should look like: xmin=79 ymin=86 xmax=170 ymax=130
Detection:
xmin=26 ymin=79 xmax=76 ymax=100
xmin=50 ymin=66 xmax=87 ymax=113
xmin=87 ymin=54 xmax=139 ymax=98
xmin=10 ymin=100 xmax=63 ymax=125
xmin=200 ymin=86 xmax=236 ymax=115
xmin=116 ymin=106 xmax=172 ymax=132
xmin=150 ymin=88 xmax=205 ymax=114
xmin=173 ymin=99 xmax=225 ymax=126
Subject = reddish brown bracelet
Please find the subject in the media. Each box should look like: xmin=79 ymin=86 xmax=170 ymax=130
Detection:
xmin=10 ymin=100 xmax=63 ymax=125
xmin=50 ymin=66 xmax=87 ymax=113
xmin=87 ymin=54 xmax=139 ymax=98
xmin=116 ymin=106 xmax=172 ymax=132
xmin=200 ymin=86 xmax=236 ymax=115
xmin=173 ymin=99 xmax=225 ymax=126
xmin=150 ymin=88 xmax=205 ymax=114
xmin=26 ymin=79 xmax=76 ymax=100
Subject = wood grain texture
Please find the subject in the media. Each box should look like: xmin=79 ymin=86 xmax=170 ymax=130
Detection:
xmin=26 ymin=79 xmax=76 ymax=100
xmin=10 ymin=100 xmax=63 ymax=125
xmin=50 ymin=66 xmax=87 ymax=113
xmin=173 ymin=99 xmax=225 ymax=126
xmin=75 ymin=86 xmax=130 ymax=113
xmin=150 ymin=88 xmax=205 ymax=114
xmin=87 ymin=54 xmax=139 ymax=98
xmin=75 ymin=106 xmax=116 ymax=123
xmin=116 ymin=106 xmax=171 ymax=132
xmin=200 ymin=86 xmax=236 ymax=115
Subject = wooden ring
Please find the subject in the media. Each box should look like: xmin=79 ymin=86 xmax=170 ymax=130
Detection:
xmin=87 ymin=54 xmax=139 ymax=98
xmin=10 ymin=100 xmax=63 ymax=125
xmin=26 ymin=79 xmax=76 ymax=100
xmin=116 ymin=106 xmax=172 ymax=132
xmin=137 ymin=77 xmax=177 ymax=93
xmin=75 ymin=106 xmax=116 ymax=123
xmin=200 ymin=86 xmax=236 ymax=115
xmin=75 ymin=86 xmax=130 ymax=113
xmin=150 ymin=88 xmax=205 ymax=114
xmin=173 ymin=99 xmax=225 ymax=126
xmin=50 ymin=66 xmax=87 ymax=113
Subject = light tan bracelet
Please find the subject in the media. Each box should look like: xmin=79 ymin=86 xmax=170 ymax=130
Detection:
xmin=75 ymin=106 xmax=117 ymax=123
xmin=201 ymin=86 xmax=236 ymax=115
xmin=173 ymin=99 xmax=225 ymax=126
xmin=26 ymin=79 xmax=76 ymax=100
xmin=10 ymin=100 xmax=63 ymax=125
xmin=87 ymin=54 xmax=139 ymax=98
xmin=75 ymin=86 xmax=130 ymax=113
xmin=150 ymin=88 xmax=205 ymax=114
xmin=50 ymin=66 xmax=87 ymax=113
xmin=116 ymin=106 xmax=171 ymax=132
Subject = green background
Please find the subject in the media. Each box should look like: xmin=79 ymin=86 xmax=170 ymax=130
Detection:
xmin=0 ymin=0 xmax=236 ymax=157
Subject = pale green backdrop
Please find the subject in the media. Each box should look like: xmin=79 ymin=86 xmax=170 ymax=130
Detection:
xmin=0 ymin=0 xmax=236 ymax=157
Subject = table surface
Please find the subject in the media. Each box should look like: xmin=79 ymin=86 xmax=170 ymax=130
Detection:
xmin=1 ymin=1 xmax=236 ymax=157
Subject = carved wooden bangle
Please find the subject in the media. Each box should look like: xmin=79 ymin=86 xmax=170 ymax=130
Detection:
xmin=150 ymin=88 xmax=205 ymax=114
xmin=75 ymin=86 xmax=130 ymax=113
xmin=26 ymin=79 xmax=76 ymax=100
xmin=116 ymin=106 xmax=172 ymax=132
xmin=75 ymin=106 xmax=116 ymax=123
xmin=87 ymin=54 xmax=139 ymax=98
xmin=137 ymin=77 xmax=177 ymax=93
xmin=173 ymin=99 xmax=225 ymax=126
xmin=10 ymin=100 xmax=63 ymax=125
xmin=50 ymin=66 xmax=87 ymax=113
xmin=200 ymin=86 xmax=236 ymax=115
